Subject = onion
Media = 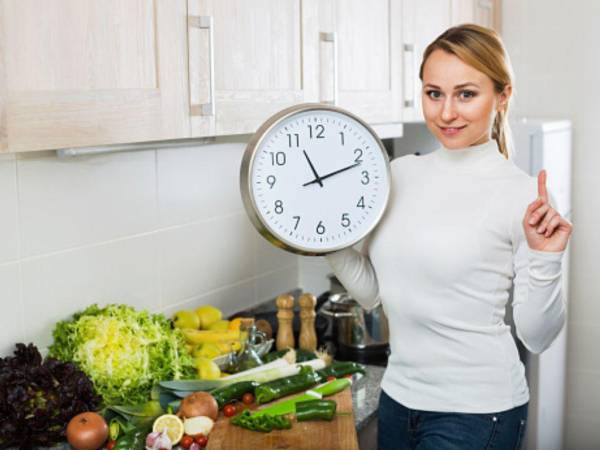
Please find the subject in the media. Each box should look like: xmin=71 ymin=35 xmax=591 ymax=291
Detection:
xmin=66 ymin=412 xmax=108 ymax=450
xmin=184 ymin=416 xmax=214 ymax=436
xmin=179 ymin=391 xmax=218 ymax=420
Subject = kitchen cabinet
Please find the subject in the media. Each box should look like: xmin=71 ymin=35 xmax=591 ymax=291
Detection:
xmin=401 ymin=0 xmax=452 ymax=122
xmin=0 ymin=0 xmax=192 ymax=153
xmin=452 ymin=0 xmax=502 ymax=30
xmin=188 ymin=0 xmax=318 ymax=137
xmin=314 ymin=0 xmax=403 ymax=124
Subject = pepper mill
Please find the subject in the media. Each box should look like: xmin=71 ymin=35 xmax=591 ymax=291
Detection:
xmin=276 ymin=294 xmax=295 ymax=350
xmin=298 ymin=292 xmax=317 ymax=352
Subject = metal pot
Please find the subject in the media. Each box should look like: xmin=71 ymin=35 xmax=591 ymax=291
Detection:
xmin=318 ymin=292 xmax=389 ymax=350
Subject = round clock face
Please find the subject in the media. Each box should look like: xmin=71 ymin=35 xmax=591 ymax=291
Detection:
xmin=240 ymin=103 xmax=391 ymax=255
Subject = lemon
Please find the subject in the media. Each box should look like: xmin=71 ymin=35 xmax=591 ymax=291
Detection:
xmin=152 ymin=414 xmax=184 ymax=445
xmin=195 ymin=305 xmax=223 ymax=329
xmin=195 ymin=356 xmax=221 ymax=380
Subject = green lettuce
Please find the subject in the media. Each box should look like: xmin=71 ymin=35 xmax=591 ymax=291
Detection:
xmin=49 ymin=304 xmax=195 ymax=405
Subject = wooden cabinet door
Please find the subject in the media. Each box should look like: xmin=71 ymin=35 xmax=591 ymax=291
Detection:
xmin=402 ymin=0 xmax=451 ymax=122
xmin=315 ymin=0 xmax=402 ymax=124
xmin=451 ymin=0 xmax=501 ymax=31
xmin=190 ymin=0 xmax=316 ymax=136
xmin=0 ymin=0 xmax=191 ymax=153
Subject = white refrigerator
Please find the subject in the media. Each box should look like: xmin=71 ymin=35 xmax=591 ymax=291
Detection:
xmin=510 ymin=118 xmax=573 ymax=450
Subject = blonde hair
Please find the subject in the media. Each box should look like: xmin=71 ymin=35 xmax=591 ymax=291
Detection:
xmin=419 ymin=24 xmax=514 ymax=159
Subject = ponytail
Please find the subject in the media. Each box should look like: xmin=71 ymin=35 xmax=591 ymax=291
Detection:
xmin=492 ymin=107 xmax=512 ymax=159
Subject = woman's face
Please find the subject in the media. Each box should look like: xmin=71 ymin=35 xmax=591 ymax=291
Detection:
xmin=421 ymin=49 xmax=510 ymax=149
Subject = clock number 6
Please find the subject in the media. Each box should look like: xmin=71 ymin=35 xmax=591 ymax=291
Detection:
xmin=316 ymin=221 xmax=326 ymax=235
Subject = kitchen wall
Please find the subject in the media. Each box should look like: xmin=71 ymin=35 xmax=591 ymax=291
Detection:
xmin=0 ymin=138 xmax=298 ymax=357
xmin=502 ymin=1 xmax=600 ymax=448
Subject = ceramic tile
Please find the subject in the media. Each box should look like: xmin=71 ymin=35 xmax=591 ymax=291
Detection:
xmin=0 ymin=263 xmax=23 ymax=357
xmin=160 ymin=278 xmax=255 ymax=320
xmin=21 ymin=234 xmax=159 ymax=349
xmin=159 ymin=213 xmax=255 ymax=306
xmin=256 ymin=265 xmax=298 ymax=305
xmin=18 ymin=149 xmax=156 ymax=257
xmin=0 ymin=158 xmax=18 ymax=264
xmin=157 ymin=143 xmax=246 ymax=228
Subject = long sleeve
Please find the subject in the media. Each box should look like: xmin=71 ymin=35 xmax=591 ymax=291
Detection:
xmin=511 ymin=238 xmax=566 ymax=354
xmin=325 ymin=245 xmax=380 ymax=310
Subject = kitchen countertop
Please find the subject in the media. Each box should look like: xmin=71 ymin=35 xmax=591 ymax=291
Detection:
xmin=352 ymin=364 xmax=385 ymax=430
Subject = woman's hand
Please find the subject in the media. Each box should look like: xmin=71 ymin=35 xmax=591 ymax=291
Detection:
xmin=523 ymin=170 xmax=573 ymax=252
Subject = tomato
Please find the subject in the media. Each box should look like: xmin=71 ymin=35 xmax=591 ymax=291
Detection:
xmin=242 ymin=392 xmax=254 ymax=405
xmin=180 ymin=435 xmax=194 ymax=449
xmin=106 ymin=440 xmax=116 ymax=450
xmin=326 ymin=375 xmax=336 ymax=382
xmin=223 ymin=404 xmax=236 ymax=417
xmin=194 ymin=434 xmax=208 ymax=447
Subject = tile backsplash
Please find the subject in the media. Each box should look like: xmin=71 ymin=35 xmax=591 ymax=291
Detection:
xmin=0 ymin=139 xmax=299 ymax=356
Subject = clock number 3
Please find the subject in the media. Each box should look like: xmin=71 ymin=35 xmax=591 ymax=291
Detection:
xmin=361 ymin=170 xmax=370 ymax=185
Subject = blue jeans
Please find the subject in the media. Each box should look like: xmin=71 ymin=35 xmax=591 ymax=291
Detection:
xmin=377 ymin=389 xmax=528 ymax=450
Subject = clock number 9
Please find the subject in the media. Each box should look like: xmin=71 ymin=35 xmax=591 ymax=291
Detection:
xmin=269 ymin=152 xmax=286 ymax=166
xmin=316 ymin=220 xmax=326 ymax=235
xmin=341 ymin=213 xmax=351 ymax=228
xmin=308 ymin=124 xmax=325 ymax=139
xmin=361 ymin=170 xmax=370 ymax=185
xmin=274 ymin=200 xmax=283 ymax=214
xmin=266 ymin=175 xmax=276 ymax=189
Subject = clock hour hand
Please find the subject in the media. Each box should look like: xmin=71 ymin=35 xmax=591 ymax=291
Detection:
xmin=302 ymin=150 xmax=324 ymax=188
xmin=302 ymin=161 xmax=361 ymax=187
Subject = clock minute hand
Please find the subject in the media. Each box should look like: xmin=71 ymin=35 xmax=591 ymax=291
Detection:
xmin=302 ymin=161 xmax=361 ymax=187
xmin=302 ymin=150 xmax=324 ymax=188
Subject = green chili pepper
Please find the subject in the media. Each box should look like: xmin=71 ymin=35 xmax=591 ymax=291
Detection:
xmin=255 ymin=366 xmax=321 ymax=404
xmin=113 ymin=429 xmax=146 ymax=450
xmin=252 ymin=377 xmax=351 ymax=417
xmin=231 ymin=410 xmax=291 ymax=433
xmin=261 ymin=349 xmax=289 ymax=363
xmin=295 ymin=399 xmax=337 ymax=421
xmin=295 ymin=348 xmax=317 ymax=362
xmin=316 ymin=361 xmax=366 ymax=381
xmin=211 ymin=380 xmax=260 ymax=408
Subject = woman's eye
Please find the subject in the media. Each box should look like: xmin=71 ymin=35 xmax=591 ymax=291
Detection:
xmin=426 ymin=90 xmax=442 ymax=99
xmin=459 ymin=90 xmax=477 ymax=100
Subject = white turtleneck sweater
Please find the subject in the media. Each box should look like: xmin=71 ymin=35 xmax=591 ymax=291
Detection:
xmin=326 ymin=140 xmax=566 ymax=413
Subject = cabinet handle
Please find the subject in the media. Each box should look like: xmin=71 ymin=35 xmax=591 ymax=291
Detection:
xmin=320 ymin=32 xmax=338 ymax=106
xmin=189 ymin=15 xmax=215 ymax=116
xmin=403 ymin=43 xmax=415 ymax=108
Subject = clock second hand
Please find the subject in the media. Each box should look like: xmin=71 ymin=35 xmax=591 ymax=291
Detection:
xmin=302 ymin=161 xmax=361 ymax=187
xmin=302 ymin=150 xmax=324 ymax=188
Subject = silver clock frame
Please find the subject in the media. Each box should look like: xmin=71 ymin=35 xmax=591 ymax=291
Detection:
xmin=240 ymin=103 xmax=391 ymax=256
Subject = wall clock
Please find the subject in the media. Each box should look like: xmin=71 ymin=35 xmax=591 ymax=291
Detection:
xmin=240 ymin=103 xmax=391 ymax=255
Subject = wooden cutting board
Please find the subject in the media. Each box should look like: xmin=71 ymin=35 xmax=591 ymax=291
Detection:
xmin=206 ymin=388 xmax=359 ymax=450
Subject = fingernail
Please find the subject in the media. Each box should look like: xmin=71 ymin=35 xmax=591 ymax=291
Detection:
xmin=529 ymin=218 xmax=535 ymax=225
xmin=537 ymin=226 xmax=544 ymax=233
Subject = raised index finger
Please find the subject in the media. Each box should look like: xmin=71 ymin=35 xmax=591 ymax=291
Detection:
xmin=538 ymin=169 xmax=548 ymax=202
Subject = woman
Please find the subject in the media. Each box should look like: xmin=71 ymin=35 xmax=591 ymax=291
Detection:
xmin=326 ymin=24 xmax=573 ymax=449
